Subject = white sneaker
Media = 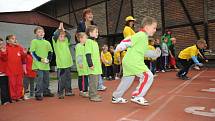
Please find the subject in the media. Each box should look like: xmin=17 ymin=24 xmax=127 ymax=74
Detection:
xmin=161 ymin=70 xmax=165 ymax=73
xmin=193 ymin=66 xmax=200 ymax=70
xmin=115 ymin=77 xmax=120 ymax=80
xmin=112 ymin=97 xmax=128 ymax=104
xmin=97 ymin=85 xmax=107 ymax=91
xmin=131 ymin=96 xmax=149 ymax=106
xmin=24 ymin=95 xmax=30 ymax=100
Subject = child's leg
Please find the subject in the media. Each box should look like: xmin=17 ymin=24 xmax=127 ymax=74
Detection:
xmin=112 ymin=76 xmax=135 ymax=98
xmin=78 ymin=76 xmax=83 ymax=92
xmin=0 ymin=76 xmax=11 ymax=104
xmin=23 ymin=76 xmax=30 ymax=93
xmin=97 ymin=74 xmax=103 ymax=88
xmin=8 ymin=75 xmax=17 ymax=100
xmin=29 ymin=78 xmax=35 ymax=96
xmin=57 ymin=68 xmax=66 ymax=96
xmin=43 ymin=71 xmax=52 ymax=95
xmin=84 ymin=75 xmax=89 ymax=92
xmin=89 ymin=74 xmax=99 ymax=98
xmin=64 ymin=67 xmax=72 ymax=93
xmin=132 ymin=71 xmax=154 ymax=97
xmin=16 ymin=74 xmax=24 ymax=99
xmin=35 ymin=70 xmax=44 ymax=97
xmin=178 ymin=59 xmax=193 ymax=76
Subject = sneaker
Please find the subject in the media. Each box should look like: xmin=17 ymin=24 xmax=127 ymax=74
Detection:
xmin=131 ymin=96 xmax=149 ymax=103
xmin=24 ymin=95 xmax=30 ymax=100
xmin=193 ymin=66 xmax=200 ymax=70
xmin=43 ymin=92 xmax=54 ymax=97
xmin=176 ymin=73 xmax=181 ymax=78
xmin=131 ymin=96 xmax=149 ymax=106
xmin=58 ymin=95 xmax=64 ymax=99
xmin=3 ymin=102 xmax=10 ymax=105
xmin=97 ymin=85 xmax=107 ymax=91
xmin=90 ymin=95 xmax=102 ymax=102
xmin=35 ymin=95 xmax=43 ymax=101
xmin=115 ymin=77 xmax=120 ymax=80
xmin=112 ymin=97 xmax=128 ymax=104
xmin=80 ymin=92 xmax=89 ymax=98
xmin=65 ymin=92 xmax=75 ymax=96
xmin=153 ymin=74 xmax=158 ymax=77
xmin=180 ymin=76 xmax=191 ymax=80
xmin=161 ymin=70 xmax=165 ymax=73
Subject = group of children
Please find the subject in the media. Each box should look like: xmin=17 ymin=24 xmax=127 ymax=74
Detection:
xmin=0 ymin=14 xmax=208 ymax=106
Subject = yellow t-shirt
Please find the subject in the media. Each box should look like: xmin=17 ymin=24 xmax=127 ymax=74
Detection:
xmin=178 ymin=45 xmax=199 ymax=60
xmin=121 ymin=51 xmax=127 ymax=61
xmin=114 ymin=51 xmax=121 ymax=65
xmin=123 ymin=26 xmax=135 ymax=38
xmin=145 ymin=45 xmax=156 ymax=61
xmin=101 ymin=51 xmax=112 ymax=66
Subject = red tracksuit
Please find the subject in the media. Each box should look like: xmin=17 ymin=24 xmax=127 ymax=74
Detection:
xmin=6 ymin=43 xmax=26 ymax=100
xmin=25 ymin=54 xmax=36 ymax=78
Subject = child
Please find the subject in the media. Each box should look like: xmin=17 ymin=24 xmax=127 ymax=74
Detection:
xmin=112 ymin=16 xmax=157 ymax=105
xmin=6 ymin=35 xmax=26 ymax=102
xmin=154 ymin=38 xmax=162 ymax=72
xmin=144 ymin=39 xmax=156 ymax=74
xmin=177 ymin=39 xmax=206 ymax=80
xmin=0 ymin=38 xmax=11 ymax=105
xmin=101 ymin=45 xmax=113 ymax=80
xmin=75 ymin=32 xmax=89 ymax=98
xmin=161 ymin=37 xmax=169 ymax=72
xmin=52 ymin=23 xmax=74 ymax=99
xmin=168 ymin=37 xmax=178 ymax=70
xmin=85 ymin=25 xmax=102 ymax=102
xmin=30 ymin=26 xmax=54 ymax=101
xmin=23 ymin=49 xmax=36 ymax=99
xmin=113 ymin=47 xmax=121 ymax=80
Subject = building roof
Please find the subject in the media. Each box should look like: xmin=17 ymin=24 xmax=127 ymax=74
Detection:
xmin=0 ymin=11 xmax=73 ymax=29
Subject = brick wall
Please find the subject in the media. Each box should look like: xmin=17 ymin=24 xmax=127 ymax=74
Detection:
xmin=35 ymin=0 xmax=215 ymax=51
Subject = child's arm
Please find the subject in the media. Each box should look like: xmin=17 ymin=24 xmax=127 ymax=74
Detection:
xmin=144 ymin=47 xmax=161 ymax=59
xmin=53 ymin=29 xmax=60 ymax=42
xmin=191 ymin=56 xmax=203 ymax=66
xmin=77 ymin=55 xmax=83 ymax=68
xmin=0 ymin=46 xmax=7 ymax=61
xmin=115 ymin=38 xmax=132 ymax=52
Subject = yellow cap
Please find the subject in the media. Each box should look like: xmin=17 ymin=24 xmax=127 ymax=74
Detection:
xmin=125 ymin=16 xmax=136 ymax=21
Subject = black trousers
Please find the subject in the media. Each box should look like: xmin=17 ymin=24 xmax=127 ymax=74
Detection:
xmin=177 ymin=59 xmax=194 ymax=76
xmin=105 ymin=66 xmax=113 ymax=78
xmin=0 ymin=76 xmax=11 ymax=104
xmin=78 ymin=75 xmax=89 ymax=92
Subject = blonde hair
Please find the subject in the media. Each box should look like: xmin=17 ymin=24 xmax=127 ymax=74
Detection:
xmin=76 ymin=32 xmax=87 ymax=41
xmin=141 ymin=16 xmax=157 ymax=28
xmin=197 ymin=39 xmax=206 ymax=45
xmin=86 ymin=25 xmax=98 ymax=36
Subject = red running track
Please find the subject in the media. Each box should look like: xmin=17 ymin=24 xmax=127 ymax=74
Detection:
xmin=0 ymin=68 xmax=215 ymax=121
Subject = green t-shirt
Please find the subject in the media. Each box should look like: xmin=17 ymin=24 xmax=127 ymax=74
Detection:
xmin=122 ymin=32 xmax=149 ymax=76
xmin=52 ymin=38 xmax=73 ymax=68
xmin=75 ymin=43 xmax=89 ymax=76
xmin=85 ymin=39 xmax=102 ymax=75
xmin=30 ymin=39 xmax=53 ymax=70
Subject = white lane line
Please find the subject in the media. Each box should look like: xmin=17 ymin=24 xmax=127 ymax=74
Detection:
xmin=175 ymin=70 xmax=206 ymax=94
xmin=143 ymin=95 xmax=176 ymax=121
xmin=143 ymin=70 xmax=206 ymax=121
xmin=117 ymin=69 xmax=206 ymax=121
xmin=119 ymin=118 xmax=141 ymax=121
xmin=176 ymin=95 xmax=215 ymax=100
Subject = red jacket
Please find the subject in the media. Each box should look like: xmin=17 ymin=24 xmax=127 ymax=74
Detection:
xmin=25 ymin=54 xmax=36 ymax=77
xmin=0 ymin=50 xmax=7 ymax=74
xmin=6 ymin=43 xmax=26 ymax=76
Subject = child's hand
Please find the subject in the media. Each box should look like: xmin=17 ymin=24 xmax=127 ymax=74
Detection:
xmin=79 ymin=64 xmax=83 ymax=68
xmin=205 ymin=60 xmax=209 ymax=63
xmin=90 ymin=66 xmax=94 ymax=70
xmin=197 ymin=63 xmax=203 ymax=67
xmin=0 ymin=46 xmax=6 ymax=52
xmin=41 ymin=58 xmax=49 ymax=64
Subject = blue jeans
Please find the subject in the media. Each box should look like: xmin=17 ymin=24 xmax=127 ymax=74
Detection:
xmin=97 ymin=75 xmax=104 ymax=89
